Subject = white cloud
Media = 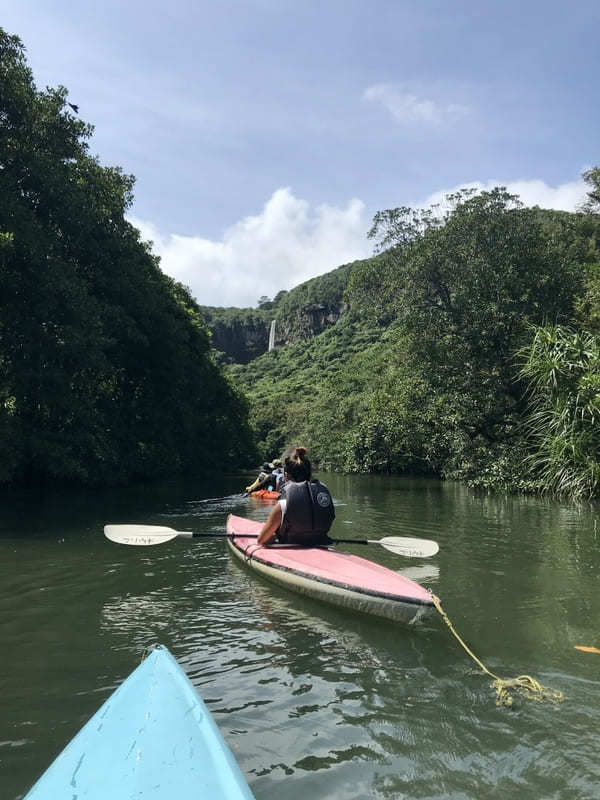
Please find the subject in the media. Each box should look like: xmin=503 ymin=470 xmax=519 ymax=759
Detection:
xmin=363 ymin=84 xmax=469 ymax=126
xmin=420 ymin=177 xmax=587 ymax=213
xmin=131 ymin=177 xmax=588 ymax=309
xmin=130 ymin=188 xmax=371 ymax=307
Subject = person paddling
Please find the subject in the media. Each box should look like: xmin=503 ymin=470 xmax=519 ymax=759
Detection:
xmin=246 ymin=458 xmax=284 ymax=494
xmin=245 ymin=461 xmax=276 ymax=494
xmin=271 ymin=459 xmax=285 ymax=490
xmin=257 ymin=447 xmax=335 ymax=546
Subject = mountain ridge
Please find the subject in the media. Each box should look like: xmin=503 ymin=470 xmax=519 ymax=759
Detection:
xmin=197 ymin=257 xmax=381 ymax=363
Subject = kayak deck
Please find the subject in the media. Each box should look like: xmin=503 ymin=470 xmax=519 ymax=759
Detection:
xmin=227 ymin=514 xmax=435 ymax=624
xmin=24 ymin=645 xmax=254 ymax=799
xmin=249 ymin=489 xmax=279 ymax=500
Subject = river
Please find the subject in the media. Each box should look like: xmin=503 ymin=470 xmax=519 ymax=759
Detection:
xmin=1 ymin=473 xmax=599 ymax=799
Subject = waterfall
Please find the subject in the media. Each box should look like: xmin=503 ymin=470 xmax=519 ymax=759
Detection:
xmin=268 ymin=320 xmax=276 ymax=351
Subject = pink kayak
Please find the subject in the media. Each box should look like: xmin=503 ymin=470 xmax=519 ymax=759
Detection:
xmin=226 ymin=514 xmax=435 ymax=625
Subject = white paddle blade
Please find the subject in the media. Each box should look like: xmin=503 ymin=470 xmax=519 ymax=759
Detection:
xmin=376 ymin=536 xmax=439 ymax=558
xmin=104 ymin=524 xmax=179 ymax=546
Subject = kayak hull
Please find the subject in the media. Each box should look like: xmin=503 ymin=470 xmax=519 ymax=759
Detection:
xmin=24 ymin=645 xmax=254 ymax=799
xmin=227 ymin=514 xmax=434 ymax=625
xmin=249 ymin=489 xmax=279 ymax=500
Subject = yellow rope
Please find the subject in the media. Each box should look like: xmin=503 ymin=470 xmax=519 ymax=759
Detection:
xmin=431 ymin=595 xmax=564 ymax=707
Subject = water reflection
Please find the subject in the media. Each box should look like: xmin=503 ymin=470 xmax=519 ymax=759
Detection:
xmin=2 ymin=474 xmax=600 ymax=800
xmin=398 ymin=564 xmax=440 ymax=584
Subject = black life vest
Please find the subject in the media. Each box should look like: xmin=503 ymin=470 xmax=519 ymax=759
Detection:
xmin=278 ymin=479 xmax=335 ymax=545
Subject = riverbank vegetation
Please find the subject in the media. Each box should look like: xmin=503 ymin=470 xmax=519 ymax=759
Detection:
xmin=231 ymin=177 xmax=600 ymax=499
xmin=0 ymin=29 xmax=254 ymax=487
xmin=3 ymin=27 xmax=599 ymax=500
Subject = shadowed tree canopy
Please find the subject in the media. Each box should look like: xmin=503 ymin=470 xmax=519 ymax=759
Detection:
xmin=347 ymin=189 xmax=589 ymax=452
xmin=581 ymin=167 xmax=600 ymax=214
xmin=0 ymin=29 xmax=254 ymax=486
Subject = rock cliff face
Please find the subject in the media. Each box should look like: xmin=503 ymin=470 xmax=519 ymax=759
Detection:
xmin=201 ymin=302 xmax=346 ymax=363
xmin=209 ymin=317 xmax=270 ymax=364
xmin=272 ymin=301 xmax=346 ymax=346
xmin=199 ymin=257 xmax=364 ymax=363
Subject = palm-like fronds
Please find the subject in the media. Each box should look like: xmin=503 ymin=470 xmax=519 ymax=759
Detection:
xmin=518 ymin=325 xmax=600 ymax=499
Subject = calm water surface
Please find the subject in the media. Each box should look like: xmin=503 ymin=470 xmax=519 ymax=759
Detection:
xmin=1 ymin=474 xmax=599 ymax=799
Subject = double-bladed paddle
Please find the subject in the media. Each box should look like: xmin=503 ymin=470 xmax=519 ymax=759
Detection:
xmin=104 ymin=524 xmax=439 ymax=558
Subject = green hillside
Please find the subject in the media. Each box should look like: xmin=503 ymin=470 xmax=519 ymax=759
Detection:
xmin=228 ymin=183 xmax=600 ymax=499
xmin=228 ymin=315 xmax=388 ymax=469
xmin=198 ymin=258 xmax=383 ymax=363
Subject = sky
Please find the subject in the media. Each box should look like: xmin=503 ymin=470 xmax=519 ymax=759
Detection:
xmin=3 ymin=1 xmax=599 ymax=307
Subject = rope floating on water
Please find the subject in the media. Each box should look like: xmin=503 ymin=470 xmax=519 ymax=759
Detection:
xmin=574 ymin=645 xmax=600 ymax=654
xmin=431 ymin=595 xmax=564 ymax=707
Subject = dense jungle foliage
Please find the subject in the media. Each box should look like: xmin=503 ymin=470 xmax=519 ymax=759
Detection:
xmin=3 ymin=27 xmax=599 ymax=499
xmin=198 ymin=259 xmax=364 ymax=362
xmin=0 ymin=30 xmax=254 ymax=487
xmin=231 ymin=177 xmax=600 ymax=499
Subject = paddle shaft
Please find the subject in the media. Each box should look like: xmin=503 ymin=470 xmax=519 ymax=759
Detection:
xmin=103 ymin=524 xmax=439 ymax=557
xmin=183 ymin=531 xmax=435 ymax=557
xmin=182 ymin=532 xmax=372 ymax=546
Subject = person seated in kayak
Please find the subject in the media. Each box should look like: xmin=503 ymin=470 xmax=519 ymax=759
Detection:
xmin=257 ymin=447 xmax=334 ymax=546
xmin=247 ymin=459 xmax=285 ymax=494
xmin=271 ymin=459 xmax=285 ymax=489
xmin=245 ymin=462 xmax=275 ymax=494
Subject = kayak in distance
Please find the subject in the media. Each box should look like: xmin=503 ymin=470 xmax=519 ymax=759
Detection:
xmin=248 ymin=489 xmax=279 ymax=500
xmin=226 ymin=514 xmax=436 ymax=625
xmin=24 ymin=645 xmax=255 ymax=800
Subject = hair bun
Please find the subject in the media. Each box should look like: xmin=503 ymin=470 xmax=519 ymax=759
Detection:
xmin=284 ymin=446 xmax=312 ymax=481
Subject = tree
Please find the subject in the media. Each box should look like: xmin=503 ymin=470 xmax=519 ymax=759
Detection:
xmin=0 ymin=29 xmax=255 ymax=486
xmin=581 ymin=166 xmax=600 ymax=214
xmin=519 ymin=325 xmax=600 ymax=498
xmin=574 ymin=166 xmax=600 ymax=333
xmin=347 ymin=189 xmax=590 ymax=478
